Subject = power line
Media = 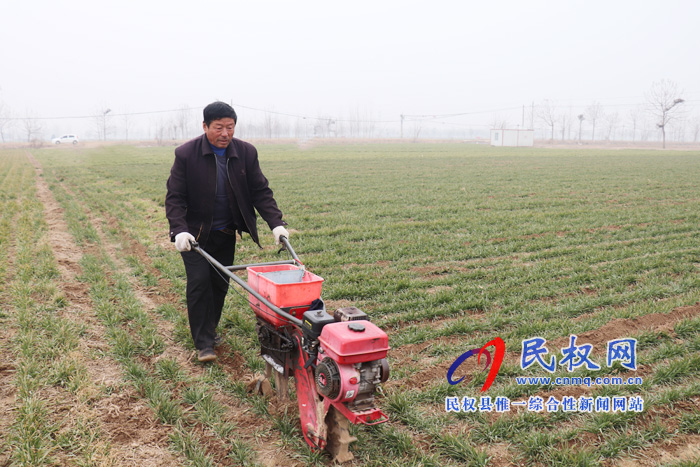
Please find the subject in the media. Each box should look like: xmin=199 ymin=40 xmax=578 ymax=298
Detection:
xmin=30 ymin=107 xmax=198 ymax=120
xmin=13 ymin=98 xmax=700 ymax=124
xmin=402 ymin=106 xmax=523 ymax=121
xmin=230 ymin=102 xmax=401 ymax=124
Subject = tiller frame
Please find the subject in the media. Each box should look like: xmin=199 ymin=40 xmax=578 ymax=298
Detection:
xmin=192 ymin=237 xmax=390 ymax=462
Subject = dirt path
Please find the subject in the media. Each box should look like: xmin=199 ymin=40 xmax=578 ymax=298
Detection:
xmin=26 ymin=152 xmax=84 ymax=280
xmin=86 ymin=196 xmax=296 ymax=466
xmin=26 ymin=151 xmax=182 ymax=466
xmin=0 ymin=192 xmax=20 ymax=467
xmin=35 ymin=154 xmax=297 ymax=466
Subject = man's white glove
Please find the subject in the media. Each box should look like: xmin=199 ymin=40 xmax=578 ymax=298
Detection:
xmin=272 ymin=226 xmax=290 ymax=245
xmin=175 ymin=232 xmax=195 ymax=252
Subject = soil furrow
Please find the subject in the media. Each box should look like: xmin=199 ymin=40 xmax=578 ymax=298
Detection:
xmin=27 ymin=151 xmax=181 ymax=466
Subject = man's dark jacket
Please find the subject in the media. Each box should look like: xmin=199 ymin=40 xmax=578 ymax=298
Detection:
xmin=165 ymin=134 xmax=285 ymax=248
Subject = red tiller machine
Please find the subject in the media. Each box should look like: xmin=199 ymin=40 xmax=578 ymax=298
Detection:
xmin=193 ymin=237 xmax=390 ymax=462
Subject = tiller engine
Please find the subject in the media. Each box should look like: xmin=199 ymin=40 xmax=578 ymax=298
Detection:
xmin=193 ymin=238 xmax=390 ymax=462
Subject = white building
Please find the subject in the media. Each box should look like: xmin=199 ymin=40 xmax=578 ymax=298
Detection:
xmin=490 ymin=129 xmax=534 ymax=147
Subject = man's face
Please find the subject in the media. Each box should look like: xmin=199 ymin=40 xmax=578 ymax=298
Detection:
xmin=203 ymin=118 xmax=235 ymax=148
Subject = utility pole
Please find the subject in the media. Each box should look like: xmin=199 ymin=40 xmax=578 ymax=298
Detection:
xmin=400 ymin=114 xmax=404 ymax=139
xmin=577 ymin=114 xmax=585 ymax=142
xmin=102 ymin=108 xmax=111 ymax=141
xmin=522 ymin=105 xmax=525 ymax=128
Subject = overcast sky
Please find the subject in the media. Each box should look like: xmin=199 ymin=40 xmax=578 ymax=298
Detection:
xmin=1 ymin=0 xmax=698 ymax=133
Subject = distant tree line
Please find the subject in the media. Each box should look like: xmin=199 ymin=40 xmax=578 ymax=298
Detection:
xmin=531 ymin=80 xmax=694 ymax=148
xmin=0 ymin=80 xmax=697 ymax=146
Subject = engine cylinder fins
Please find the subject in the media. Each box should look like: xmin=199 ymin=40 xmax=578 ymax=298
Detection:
xmin=315 ymin=358 xmax=341 ymax=399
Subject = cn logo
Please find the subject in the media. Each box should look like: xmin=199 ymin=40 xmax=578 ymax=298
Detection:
xmin=446 ymin=337 xmax=505 ymax=392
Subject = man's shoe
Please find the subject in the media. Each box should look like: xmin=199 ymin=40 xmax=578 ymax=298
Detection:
xmin=198 ymin=348 xmax=217 ymax=362
xmin=214 ymin=335 xmax=223 ymax=347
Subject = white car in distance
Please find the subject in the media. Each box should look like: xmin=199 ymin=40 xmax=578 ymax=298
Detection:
xmin=52 ymin=134 xmax=79 ymax=145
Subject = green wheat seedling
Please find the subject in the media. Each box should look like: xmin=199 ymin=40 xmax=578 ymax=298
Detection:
xmin=515 ymin=430 xmax=560 ymax=463
xmin=155 ymin=357 xmax=186 ymax=383
xmin=149 ymin=389 xmax=183 ymax=425
xmin=385 ymin=390 xmax=425 ymax=427
xmin=227 ymin=438 xmax=259 ymax=466
xmin=272 ymin=412 xmax=301 ymax=444
xmin=190 ymin=392 xmax=226 ymax=426
xmin=661 ymin=460 xmax=700 ymax=467
xmin=651 ymin=382 xmax=700 ymax=406
xmin=652 ymin=354 xmax=700 ymax=385
xmin=597 ymin=422 xmax=667 ymax=459
xmin=471 ymin=411 xmax=555 ymax=443
xmin=2 ymin=151 xmax=104 ymax=466
xmin=674 ymin=316 xmax=700 ymax=337
xmin=435 ymin=432 xmax=490 ymax=466
xmin=169 ymin=424 xmax=216 ymax=467
xmin=28 ymin=143 xmax=700 ymax=465
xmin=678 ymin=410 xmax=700 ymax=434
xmin=9 ymin=395 xmax=57 ymax=466
xmin=543 ymin=448 xmax=600 ymax=467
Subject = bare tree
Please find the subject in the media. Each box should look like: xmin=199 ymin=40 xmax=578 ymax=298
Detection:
xmin=21 ymin=110 xmax=42 ymax=143
xmin=293 ymin=118 xmax=307 ymax=139
xmin=314 ymin=116 xmax=336 ymax=138
xmin=692 ymin=116 xmax=700 ymax=143
xmin=671 ymin=116 xmax=687 ymax=143
xmin=22 ymin=119 xmax=42 ymax=143
xmin=538 ymin=99 xmax=557 ymax=141
xmin=123 ymin=113 xmax=132 ymax=141
xmin=646 ymin=79 xmax=685 ymax=149
xmin=270 ymin=115 xmax=280 ymax=139
xmin=567 ymin=105 xmax=574 ymax=139
xmin=348 ymin=107 xmax=361 ymax=138
xmin=559 ymin=112 xmax=570 ymax=141
xmin=585 ymin=102 xmax=603 ymax=141
xmin=605 ymin=112 xmax=619 ymax=141
xmin=628 ymin=107 xmax=643 ymax=142
xmin=412 ymin=121 xmax=422 ymax=141
xmin=363 ymin=109 xmax=377 ymax=138
xmin=153 ymin=116 xmax=170 ymax=145
xmin=0 ymin=99 xmax=13 ymax=142
xmin=260 ymin=111 xmax=273 ymax=139
xmin=175 ymin=105 xmax=191 ymax=140
xmin=490 ymin=114 xmax=508 ymax=130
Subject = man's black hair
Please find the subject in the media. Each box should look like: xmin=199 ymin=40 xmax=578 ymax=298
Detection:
xmin=203 ymin=101 xmax=238 ymax=126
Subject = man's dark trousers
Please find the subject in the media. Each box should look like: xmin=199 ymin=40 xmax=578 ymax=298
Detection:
xmin=181 ymin=230 xmax=236 ymax=350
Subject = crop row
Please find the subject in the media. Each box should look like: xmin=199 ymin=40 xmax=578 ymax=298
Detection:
xmin=33 ymin=147 xmax=477 ymax=466
xmin=25 ymin=143 xmax=700 ymax=466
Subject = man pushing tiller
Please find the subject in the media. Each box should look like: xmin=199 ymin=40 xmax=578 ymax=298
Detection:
xmin=165 ymin=101 xmax=289 ymax=362
xmin=166 ymin=106 xmax=390 ymax=462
